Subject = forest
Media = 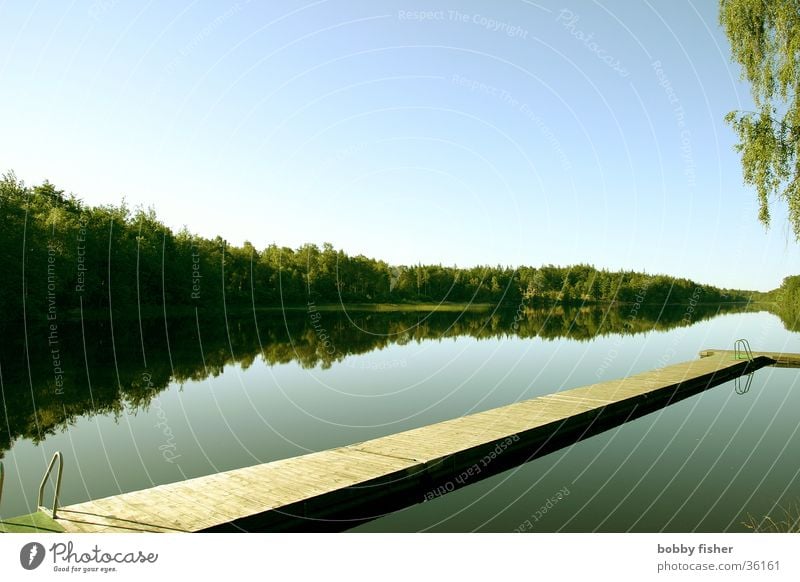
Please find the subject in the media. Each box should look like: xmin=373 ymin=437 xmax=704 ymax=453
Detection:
xmin=0 ymin=172 xmax=753 ymax=323
xmin=770 ymin=275 xmax=800 ymax=331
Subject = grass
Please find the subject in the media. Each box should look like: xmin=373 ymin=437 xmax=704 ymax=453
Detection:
xmin=286 ymin=302 xmax=498 ymax=312
xmin=742 ymin=500 xmax=800 ymax=532
xmin=0 ymin=510 xmax=65 ymax=533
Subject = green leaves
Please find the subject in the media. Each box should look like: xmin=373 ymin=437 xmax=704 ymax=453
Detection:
xmin=720 ymin=0 xmax=800 ymax=239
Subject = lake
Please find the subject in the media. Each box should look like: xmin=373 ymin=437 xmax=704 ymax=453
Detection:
xmin=1 ymin=303 xmax=798 ymax=531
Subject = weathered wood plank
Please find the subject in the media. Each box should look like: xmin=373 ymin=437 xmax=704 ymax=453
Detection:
xmin=699 ymin=349 xmax=800 ymax=368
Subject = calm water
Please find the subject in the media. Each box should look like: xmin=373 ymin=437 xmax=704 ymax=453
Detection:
xmin=1 ymin=304 xmax=798 ymax=531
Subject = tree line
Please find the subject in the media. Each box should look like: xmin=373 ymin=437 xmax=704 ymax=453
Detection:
xmin=768 ymin=275 xmax=800 ymax=331
xmin=0 ymin=172 xmax=752 ymax=323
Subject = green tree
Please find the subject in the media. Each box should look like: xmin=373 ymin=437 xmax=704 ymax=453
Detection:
xmin=720 ymin=0 xmax=800 ymax=238
xmin=0 ymin=171 xmax=755 ymax=319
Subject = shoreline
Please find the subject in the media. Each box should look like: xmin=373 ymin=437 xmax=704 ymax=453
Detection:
xmin=0 ymin=299 xmax=761 ymax=324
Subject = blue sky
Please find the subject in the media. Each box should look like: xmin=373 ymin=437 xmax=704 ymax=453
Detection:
xmin=1 ymin=0 xmax=798 ymax=291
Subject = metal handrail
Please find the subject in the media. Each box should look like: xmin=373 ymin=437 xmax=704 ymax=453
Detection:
xmin=734 ymin=338 xmax=754 ymax=361
xmin=37 ymin=452 xmax=64 ymax=519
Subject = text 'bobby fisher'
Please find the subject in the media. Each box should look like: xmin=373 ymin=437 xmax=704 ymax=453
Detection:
xmin=657 ymin=543 xmax=733 ymax=557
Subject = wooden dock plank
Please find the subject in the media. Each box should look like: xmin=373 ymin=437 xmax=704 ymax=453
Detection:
xmin=699 ymin=349 xmax=799 ymax=368
xmin=49 ymin=350 xmax=780 ymax=533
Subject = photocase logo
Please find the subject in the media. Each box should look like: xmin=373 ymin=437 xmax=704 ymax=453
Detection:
xmin=20 ymin=542 xmax=46 ymax=570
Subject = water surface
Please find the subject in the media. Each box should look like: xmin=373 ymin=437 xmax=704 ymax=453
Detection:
xmin=1 ymin=304 xmax=797 ymax=531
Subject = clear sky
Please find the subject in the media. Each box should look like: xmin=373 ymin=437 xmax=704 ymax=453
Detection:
xmin=1 ymin=0 xmax=798 ymax=291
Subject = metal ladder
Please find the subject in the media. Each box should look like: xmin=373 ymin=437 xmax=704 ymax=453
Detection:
xmin=734 ymin=338 xmax=754 ymax=361
xmin=733 ymin=339 xmax=755 ymax=394
xmin=0 ymin=452 xmax=64 ymax=518
xmin=37 ymin=452 xmax=64 ymax=519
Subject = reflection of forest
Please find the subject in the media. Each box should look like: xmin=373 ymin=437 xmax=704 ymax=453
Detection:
xmin=0 ymin=302 xmax=751 ymax=458
xmin=769 ymin=276 xmax=800 ymax=332
xmin=775 ymin=305 xmax=800 ymax=332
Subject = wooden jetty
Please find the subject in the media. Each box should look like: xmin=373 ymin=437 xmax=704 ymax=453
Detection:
xmin=699 ymin=349 xmax=800 ymax=368
xmin=3 ymin=349 xmax=791 ymax=533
